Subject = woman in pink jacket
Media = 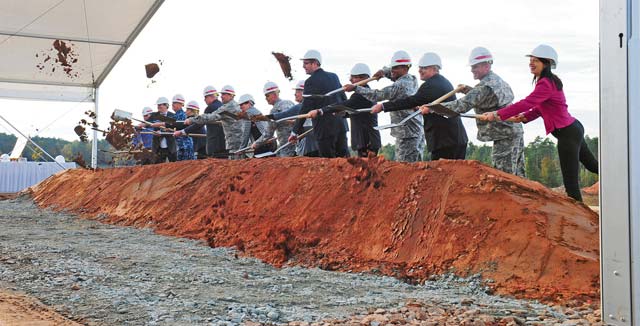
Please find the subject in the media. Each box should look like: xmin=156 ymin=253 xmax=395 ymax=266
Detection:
xmin=480 ymin=44 xmax=598 ymax=202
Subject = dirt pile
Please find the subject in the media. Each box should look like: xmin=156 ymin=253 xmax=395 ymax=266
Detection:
xmin=30 ymin=158 xmax=599 ymax=304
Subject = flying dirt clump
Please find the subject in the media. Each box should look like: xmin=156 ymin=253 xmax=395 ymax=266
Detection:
xmin=35 ymin=40 xmax=80 ymax=78
xmin=30 ymin=158 xmax=600 ymax=305
xmin=272 ymin=52 xmax=293 ymax=80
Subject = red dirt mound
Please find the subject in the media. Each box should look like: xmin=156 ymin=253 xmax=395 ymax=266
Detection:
xmin=30 ymin=158 xmax=599 ymax=304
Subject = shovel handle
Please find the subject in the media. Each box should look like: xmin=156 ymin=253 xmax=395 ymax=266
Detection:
xmin=430 ymin=84 xmax=466 ymax=105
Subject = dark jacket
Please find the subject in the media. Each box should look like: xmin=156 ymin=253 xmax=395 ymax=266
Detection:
xmin=202 ymin=100 xmax=226 ymax=155
xmin=293 ymin=68 xmax=347 ymax=139
xmin=342 ymin=87 xmax=381 ymax=151
xmin=151 ymin=111 xmax=177 ymax=154
xmin=383 ymin=73 xmax=468 ymax=152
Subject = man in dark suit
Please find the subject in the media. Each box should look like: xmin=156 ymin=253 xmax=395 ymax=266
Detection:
xmin=309 ymin=63 xmax=381 ymax=157
xmin=201 ymin=86 xmax=226 ymax=158
xmin=290 ymin=49 xmax=348 ymax=158
xmin=371 ymin=52 xmax=468 ymax=160
xmin=150 ymin=97 xmax=178 ymax=163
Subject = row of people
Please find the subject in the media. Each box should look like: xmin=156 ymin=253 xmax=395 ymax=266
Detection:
xmin=132 ymin=44 xmax=598 ymax=202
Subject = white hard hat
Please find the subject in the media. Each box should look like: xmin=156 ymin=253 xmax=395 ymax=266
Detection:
xmin=186 ymin=100 xmax=200 ymax=111
xmin=219 ymin=85 xmax=236 ymax=95
xmin=350 ymin=63 xmax=371 ymax=76
xmin=300 ymin=49 xmax=322 ymax=65
xmin=156 ymin=97 xmax=169 ymax=105
xmin=468 ymin=47 xmax=494 ymax=66
xmin=526 ymin=44 xmax=558 ymax=69
xmin=263 ymin=81 xmax=280 ymax=95
xmin=418 ymin=52 xmax=442 ymax=69
xmin=203 ymin=85 xmax=218 ymax=97
xmin=172 ymin=94 xmax=185 ymax=104
xmin=238 ymin=94 xmax=255 ymax=105
xmin=142 ymin=106 xmax=154 ymax=116
xmin=293 ymin=80 xmax=305 ymax=90
xmin=390 ymin=50 xmax=412 ymax=67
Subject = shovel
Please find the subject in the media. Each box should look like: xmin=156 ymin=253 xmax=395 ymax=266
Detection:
xmin=303 ymin=75 xmax=381 ymax=99
xmin=112 ymin=109 xmax=154 ymax=125
xmin=275 ymin=112 xmax=312 ymax=123
xmin=231 ymin=137 xmax=277 ymax=154
xmin=139 ymin=131 xmax=206 ymax=137
xmin=254 ymin=128 xmax=313 ymax=158
xmin=374 ymin=85 xmax=465 ymax=130
xmin=428 ymin=103 xmax=482 ymax=119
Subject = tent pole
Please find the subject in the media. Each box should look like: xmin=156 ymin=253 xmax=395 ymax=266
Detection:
xmin=0 ymin=115 xmax=66 ymax=170
xmin=91 ymin=88 xmax=99 ymax=169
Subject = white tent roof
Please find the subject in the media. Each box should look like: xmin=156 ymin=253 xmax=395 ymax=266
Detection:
xmin=0 ymin=0 xmax=164 ymax=102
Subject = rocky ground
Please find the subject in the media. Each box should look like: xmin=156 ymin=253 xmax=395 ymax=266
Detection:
xmin=0 ymin=197 xmax=600 ymax=325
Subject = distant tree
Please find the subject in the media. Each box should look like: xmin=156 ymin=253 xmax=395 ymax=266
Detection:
xmin=379 ymin=144 xmax=395 ymax=160
xmin=465 ymin=142 xmax=492 ymax=165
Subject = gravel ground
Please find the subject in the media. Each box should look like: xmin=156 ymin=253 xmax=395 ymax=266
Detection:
xmin=0 ymin=197 xmax=600 ymax=325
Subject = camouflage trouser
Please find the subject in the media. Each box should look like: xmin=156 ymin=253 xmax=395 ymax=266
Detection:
xmin=277 ymin=138 xmax=296 ymax=157
xmin=395 ymin=137 xmax=422 ymax=162
xmin=226 ymin=140 xmax=243 ymax=160
xmin=493 ymin=134 xmax=526 ymax=177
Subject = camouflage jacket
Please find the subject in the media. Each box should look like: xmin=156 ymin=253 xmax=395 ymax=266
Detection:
xmin=355 ymin=69 xmax=422 ymax=139
xmin=442 ymin=71 xmax=523 ymax=141
xmin=256 ymin=98 xmax=295 ymax=147
xmin=240 ymin=107 xmax=269 ymax=147
xmin=191 ymin=100 xmax=244 ymax=150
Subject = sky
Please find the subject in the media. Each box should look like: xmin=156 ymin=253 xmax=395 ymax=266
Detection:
xmin=0 ymin=0 xmax=599 ymax=149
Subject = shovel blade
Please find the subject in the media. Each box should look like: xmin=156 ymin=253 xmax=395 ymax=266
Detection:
xmin=254 ymin=151 xmax=276 ymax=158
xmin=112 ymin=109 xmax=132 ymax=120
xmin=374 ymin=123 xmax=400 ymax=130
xmin=428 ymin=104 xmax=460 ymax=118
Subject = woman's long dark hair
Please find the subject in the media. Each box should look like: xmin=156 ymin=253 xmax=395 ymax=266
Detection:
xmin=533 ymin=57 xmax=563 ymax=91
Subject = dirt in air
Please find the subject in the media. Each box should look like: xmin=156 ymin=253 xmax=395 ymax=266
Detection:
xmin=31 ymin=157 xmax=600 ymax=305
xmin=36 ymin=39 xmax=81 ymax=79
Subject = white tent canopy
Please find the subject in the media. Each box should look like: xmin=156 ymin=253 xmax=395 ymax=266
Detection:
xmin=0 ymin=0 xmax=164 ymax=167
xmin=0 ymin=0 xmax=163 ymax=102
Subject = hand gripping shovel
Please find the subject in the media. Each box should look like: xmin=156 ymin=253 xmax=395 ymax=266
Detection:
xmin=302 ymin=75 xmax=381 ymax=99
xmin=374 ymin=85 xmax=465 ymax=130
xmin=231 ymin=137 xmax=277 ymax=154
xmin=254 ymin=128 xmax=313 ymax=158
xmin=427 ymin=103 xmax=482 ymax=119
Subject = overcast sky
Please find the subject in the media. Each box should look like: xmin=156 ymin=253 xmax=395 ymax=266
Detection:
xmin=0 ymin=0 xmax=599 ymax=148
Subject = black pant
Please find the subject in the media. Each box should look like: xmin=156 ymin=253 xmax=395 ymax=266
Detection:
xmin=431 ymin=144 xmax=467 ymax=161
xmin=551 ymin=120 xmax=599 ymax=201
xmin=154 ymin=148 xmax=177 ymax=163
xmin=317 ymin=132 xmax=349 ymax=158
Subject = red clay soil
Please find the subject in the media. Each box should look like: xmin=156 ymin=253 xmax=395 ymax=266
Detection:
xmin=582 ymin=181 xmax=599 ymax=196
xmin=30 ymin=157 xmax=600 ymax=304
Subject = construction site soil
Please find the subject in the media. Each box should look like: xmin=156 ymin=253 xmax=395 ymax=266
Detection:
xmin=31 ymin=157 xmax=600 ymax=305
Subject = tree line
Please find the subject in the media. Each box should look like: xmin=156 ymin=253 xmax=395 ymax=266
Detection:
xmin=1 ymin=132 xmax=598 ymax=188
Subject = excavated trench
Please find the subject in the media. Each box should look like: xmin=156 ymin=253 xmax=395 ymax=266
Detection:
xmin=30 ymin=157 xmax=600 ymax=304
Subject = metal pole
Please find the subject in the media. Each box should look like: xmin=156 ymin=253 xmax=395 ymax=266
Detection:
xmin=91 ymin=87 xmax=99 ymax=168
xmin=600 ymin=0 xmax=634 ymax=324
xmin=0 ymin=115 xmax=67 ymax=170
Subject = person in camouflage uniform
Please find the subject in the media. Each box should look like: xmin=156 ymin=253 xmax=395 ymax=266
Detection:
xmin=237 ymin=95 xmax=268 ymax=146
xmin=427 ymin=47 xmax=525 ymax=176
xmin=169 ymin=94 xmax=195 ymax=161
xmin=184 ymin=85 xmax=244 ymax=156
xmin=255 ymin=82 xmax=296 ymax=157
xmin=345 ymin=50 xmax=422 ymax=162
